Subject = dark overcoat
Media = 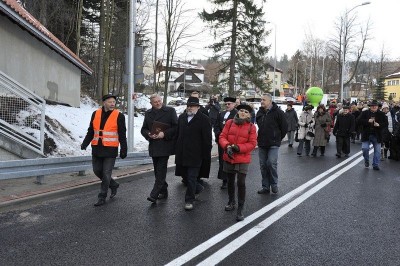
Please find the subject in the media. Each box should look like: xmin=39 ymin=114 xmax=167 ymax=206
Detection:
xmin=284 ymin=108 xmax=298 ymax=132
xmin=356 ymin=109 xmax=388 ymax=143
xmin=140 ymin=106 xmax=178 ymax=157
xmin=256 ymin=103 xmax=288 ymax=148
xmin=175 ymin=111 xmax=212 ymax=178
xmin=333 ymin=113 xmax=355 ymax=137
xmin=213 ymin=109 xmax=238 ymax=143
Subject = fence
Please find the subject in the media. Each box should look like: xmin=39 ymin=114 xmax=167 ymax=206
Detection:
xmin=0 ymin=70 xmax=45 ymax=155
xmin=0 ymin=152 xmax=152 ymax=184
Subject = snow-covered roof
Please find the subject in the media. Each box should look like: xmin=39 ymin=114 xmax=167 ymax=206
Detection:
xmin=157 ymin=60 xmax=205 ymax=71
xmin=0 ymin=0 xmax=93 ymax=75
xmin=386 ymin=72 xmax=400 ymax=79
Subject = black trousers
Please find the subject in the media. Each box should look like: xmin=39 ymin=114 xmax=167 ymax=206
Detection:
xmin=150 ymin=156 xmax=169 ymax=198
xmin=336 ymin=136 xmax=350 ymax=155
xmin=92 ymin=156 xmax=118 ymax=199
xmin=227 ymin=172 xmax=246 ymax=205
xmin=217 ymin=145 xmax=227 ymax=181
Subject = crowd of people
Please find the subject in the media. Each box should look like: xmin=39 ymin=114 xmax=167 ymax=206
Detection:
xmin=80 ymin=92 xmax=400 ymax=222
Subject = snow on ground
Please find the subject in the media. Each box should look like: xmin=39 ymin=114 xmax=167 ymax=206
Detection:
xmin=44 ymin=95 xmax=187 ymax=157
xmin=44 ymin=95 xmax=305 ymax=157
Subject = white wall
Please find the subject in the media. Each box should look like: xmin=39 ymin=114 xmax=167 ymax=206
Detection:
xmin=0 ymin=16 xmax=81 ymax=107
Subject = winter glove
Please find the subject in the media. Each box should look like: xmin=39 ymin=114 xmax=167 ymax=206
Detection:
xmin=231 ymin=144 xmax=240 ymax=153
xmin=321 ymin=123 xmax=327 ymax=128
xmin=81 ymin=144 xmax=86 ymax=150
xmin=226 ymin=146 xmax=234 ymax=159
xmin=120 ymin=151 xmax=127 ymax=159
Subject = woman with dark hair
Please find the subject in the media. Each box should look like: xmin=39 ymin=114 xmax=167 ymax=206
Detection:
xmin=219 ymin=104 xmax=257 ymax=221
xmin=311 ymin=104 xmax=332 ymax=157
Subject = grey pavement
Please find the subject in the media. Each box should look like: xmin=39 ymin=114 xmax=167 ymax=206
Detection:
xmin=0 ymin=144 xmax=220 ymax=212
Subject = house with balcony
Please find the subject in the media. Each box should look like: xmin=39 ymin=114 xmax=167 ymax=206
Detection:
xmin=155 ymin=60 xmax=207 ymax=95
xmin=385 ymin=70 xmax=400 ymax=101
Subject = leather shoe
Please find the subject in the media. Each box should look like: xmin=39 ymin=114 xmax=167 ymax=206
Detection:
xmin=94 ymin=198 xmax=106 ymax=207
xmin=271 ymin=186 xmax=278 ymax=194
xmin=373 ymin=166 xmax=380 ymax=170
xmin=110 ymin=184 xmax=119 ymax=199
xmin=225 ymin=202 xmax=236 ymax=211
xmin=220 ymin=181 xmax=227 ymax=189
xmin=147 ymin=196 xmax=157 ymax=203
xmin=257 ymin=188 xmax=270 ymax=194
xmin=157 ymin=192 xmax=168 ymax=199
xmin=365 ymin=161 xmax=369 ymax=168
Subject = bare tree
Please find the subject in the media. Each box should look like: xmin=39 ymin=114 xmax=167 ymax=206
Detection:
xmin=327 ymin=12 xmax=372 ymax=99
xmin=161 ymin=0 xmax=198 ymax=103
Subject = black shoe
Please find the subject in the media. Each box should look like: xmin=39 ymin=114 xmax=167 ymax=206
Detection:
xmin=288 ymin=144 xmax=293 ymax=147
xmin=311 ymin=153 xmax=317 ymax=157
xmin=320 ymin=154 xmax=324 ymax=156
xmin=335 ymin=153 xmax=341 ymax=158
xmin=271 ymin=186 xmax=278 ymax=194
xmin=157 ymin=192 xmax=168 ymax=199
xmin=94 ymin=198 xmax=106 ymax=207
xmin=344 ymin=154 xmax=349 ymax=157
xmin=236 ymin=205 xmax=244 ymax=221
xmin=110 ymin=184 xmax=119 ymax=199
xmin=225 ymin=202 xmax=236 ymax=211
xmin=220 ymin=181 xmax=227 ymax=189
xmin=147 ymin=196 xmax=157 ymax=203
xmin=373 ymin=166 xmax=380 ymax=170
xmin=257 ymin=188 xmax=270 ymax=194
xmin=297 ymin=153 xmax=302 ymax=157
xmin=365 ymin=161 xmax=369 ymax=168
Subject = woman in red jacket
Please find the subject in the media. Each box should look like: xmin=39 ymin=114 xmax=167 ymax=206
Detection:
xmin=219 ymin=104 xmax=257 ymax=221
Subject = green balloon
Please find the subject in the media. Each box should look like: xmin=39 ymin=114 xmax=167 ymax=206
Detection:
xmin=306 ymin=87 xmax=323 ymax=107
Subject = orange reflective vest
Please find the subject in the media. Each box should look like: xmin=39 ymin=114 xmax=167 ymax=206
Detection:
xmin=91 ymin=109 xmax=120 ymax=147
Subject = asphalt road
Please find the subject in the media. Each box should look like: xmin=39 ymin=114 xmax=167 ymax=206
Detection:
xmin=1 ymin=139 xmax=400 ymax=266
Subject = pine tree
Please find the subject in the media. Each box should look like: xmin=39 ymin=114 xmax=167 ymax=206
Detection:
xmin=200 ymin=0 xmax=269 ymax=95
xmin=373 ymin=77 xmax=387 ymax=100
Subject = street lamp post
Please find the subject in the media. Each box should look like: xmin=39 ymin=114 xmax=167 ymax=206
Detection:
xmin=340 ymin=1 xmax=371 ymax=103
xmin=272 ymin=23 xmax=277 ymax=100
xmin=183 ymin=50 xmax=191 ymax=97
xmin=127 ymin=0 xmax=136 ymax=149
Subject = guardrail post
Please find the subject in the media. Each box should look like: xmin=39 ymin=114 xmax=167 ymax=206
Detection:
xmin=78 ymin=170 xmax=85 ymax=176
xmin=35 ymin=175 xmax=44 ymax=184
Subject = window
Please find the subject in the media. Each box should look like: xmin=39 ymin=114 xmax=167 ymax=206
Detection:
xmin=387 ymin=81 xmax=392 ymax=86
xmin=396 ymin=80 xmax=399 ymax=85
xmin=390 ymin=93 xmax=397 ymax=98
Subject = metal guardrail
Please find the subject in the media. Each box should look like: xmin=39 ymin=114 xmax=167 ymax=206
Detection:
xmin=0 ymin=152 xmax=152 ymax=183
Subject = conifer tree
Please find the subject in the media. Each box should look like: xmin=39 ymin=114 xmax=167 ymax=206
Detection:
xmin=200 ymin=0 xmax=269 ymax=95
xmin=373 ymin=77 xmax=386 ymax=101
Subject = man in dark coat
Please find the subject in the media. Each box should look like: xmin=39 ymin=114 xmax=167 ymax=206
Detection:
xmin=333 ymin=105 xmax=355 ymax=158
xmin=356 ymin=100 xmax=388 ymax=170
xmin=256 ymin=93 xmax=288 ymax=194
xmin=175 ymin=97 xmax=212 ymax=210
xmin=81 ymin=94 xmax=127 ymax=206
xmin=213 ymin=96 xmax=238 ymax=189
xmin=141 ymin=94 xmax=178 ymax=203
xmin=284 ymin=103 xmax=298 ymax=147
xmin=205 ymin=95 xmax=221 ymax=126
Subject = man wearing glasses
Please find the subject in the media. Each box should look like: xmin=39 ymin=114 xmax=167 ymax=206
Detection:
xmin=256 ymin=93 xmax=288 ymax=194
xmin=214 ymin=97 xmax=238 ymax=189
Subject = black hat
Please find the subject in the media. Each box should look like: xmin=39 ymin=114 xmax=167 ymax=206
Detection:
xmin=186 ymin=96 xmax=200 ymax=106
xmin=236 ymin=104 xmax=253 ymax=113
xmin=223 ymin=97 xmax=236 ymax=103
xmin=102 ymin=93 xmax=117 ymax=101
xmin=304 ymin=105 xmax=314 ymax=111
xmin=368 ymin=100 xmax=379 ymax=106
xmin=343 ymin=105 xmax=350 ymax=109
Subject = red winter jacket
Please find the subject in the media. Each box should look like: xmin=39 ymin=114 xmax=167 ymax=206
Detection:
xmin=219 ymin=119 xmax=257 ymax=164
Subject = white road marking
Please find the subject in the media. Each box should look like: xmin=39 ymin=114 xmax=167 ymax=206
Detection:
xmin=166 ymin=150 xmax=367 ymax=266
xmin=197 ymin=152 xmax=370 ymax=265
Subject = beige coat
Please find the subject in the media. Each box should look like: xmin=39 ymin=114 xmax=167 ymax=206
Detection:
xmin=312 ymin=111 xmax=332 ymax=147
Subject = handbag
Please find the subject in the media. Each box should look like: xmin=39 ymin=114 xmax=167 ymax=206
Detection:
xmin=295 ymin=129 xmax=299 ymax=142
xmin=306 ymin=131 xmax=315 ymax=138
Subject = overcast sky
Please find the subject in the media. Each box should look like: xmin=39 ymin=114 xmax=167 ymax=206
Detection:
xmin=177 ymin=0 xmax=400 ymax=62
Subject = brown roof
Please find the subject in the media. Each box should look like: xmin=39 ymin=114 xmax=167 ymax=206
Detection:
xmin=1 ymin=0 xmax=92 ymax=75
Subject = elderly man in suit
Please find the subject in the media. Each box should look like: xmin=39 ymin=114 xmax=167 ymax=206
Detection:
xmin=213 ymin=97 xmax=238 ymax=189
xmin=141 ymin=94 xmax=178 ymax=203
xmin=175 ymin=97 xmax=212 ymax=210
